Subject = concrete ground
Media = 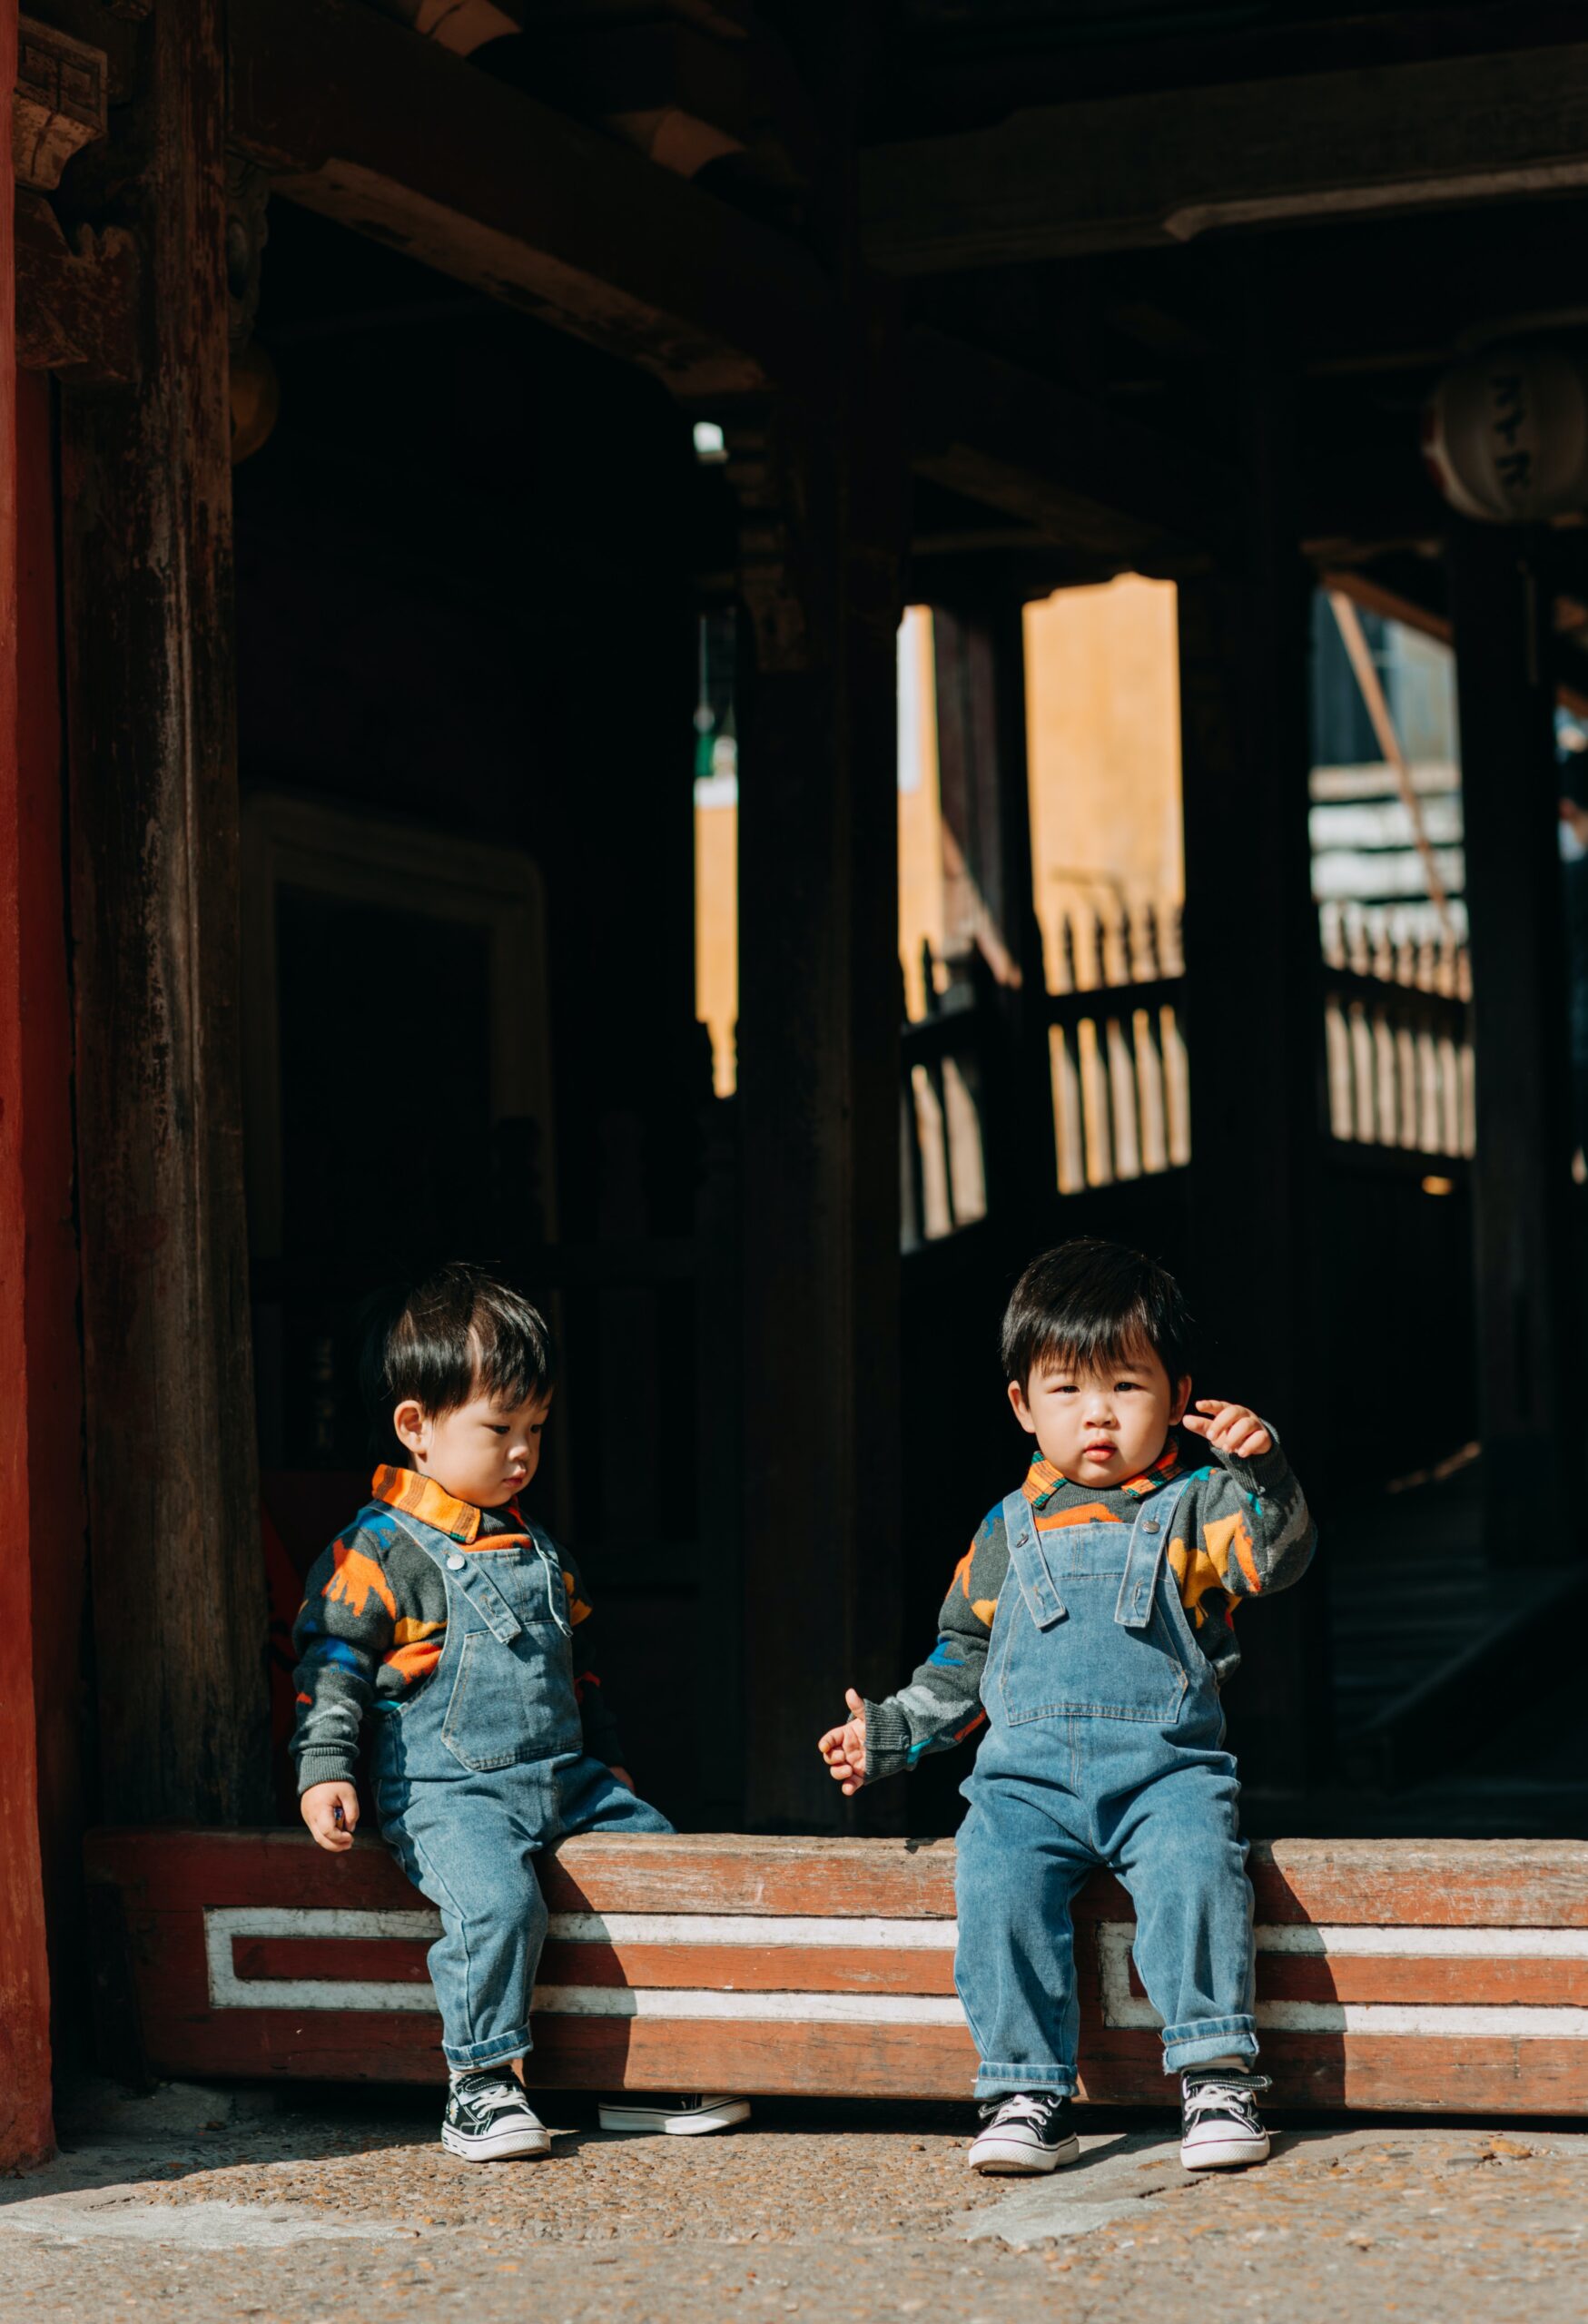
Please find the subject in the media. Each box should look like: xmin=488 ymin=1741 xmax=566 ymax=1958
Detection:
xmin=3 ymin=2081 xmax=1583 ymax=2322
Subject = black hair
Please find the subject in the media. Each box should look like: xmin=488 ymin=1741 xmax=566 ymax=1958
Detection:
xmin=360 ymin=1263 xmax=556 ymax=1463
xmin=1000 ymin=1238 xmax=1193 ymax=1393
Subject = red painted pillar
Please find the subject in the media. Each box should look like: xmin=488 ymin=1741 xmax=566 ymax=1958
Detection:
xmin=0 ymin=0 xmax=62 ymax=2169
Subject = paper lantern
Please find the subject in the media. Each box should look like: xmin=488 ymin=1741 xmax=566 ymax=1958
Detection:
xmin=1422 ymin=344 xmax=1588 ymax=522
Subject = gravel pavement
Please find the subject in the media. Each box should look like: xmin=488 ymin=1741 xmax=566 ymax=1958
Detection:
xmin=1 ymin=2081 xmax=1582 ymax=2322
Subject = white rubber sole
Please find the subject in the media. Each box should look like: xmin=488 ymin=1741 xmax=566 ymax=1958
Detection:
xmin=597 ymin=2097 xmax=752 ymax=2136
xmin=968 ymin=2133 xmax=1080 ymax=2176
xmin=1180 ymin=2132 xmax=1270 ymax=2171
xmin=440 ymin=2121 xmax=552 ymax=2162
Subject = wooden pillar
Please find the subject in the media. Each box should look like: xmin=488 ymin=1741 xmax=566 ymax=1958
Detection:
xmin=732 ymin=306 xmax=907 ymax=1831
xmin=1178 ymin=288 xmax=1328 ymax=1798
xmin=0 ymin=0 xmax=61 ymax=2167
xmin=17 ymin=366 xmax=93 ymax=2075
xmin=57 ymin=3 xmax=270 ymax=1822
xmin=931 ymin=592 xmax=1055 ymax=1225
xmin=1446 ymin=522 xmax=1577 ymax=1557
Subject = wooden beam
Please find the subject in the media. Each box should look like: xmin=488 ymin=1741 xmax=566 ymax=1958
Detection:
xmin=57 ymin=0 xmax=271 ymax=1823
xmin=863 ymin=44 xmax=1588 ymax=274
xmin=228 ymin=0 xmax=829 ymax=398
xmin=906 ymin=327 xmax=1239 ymax=565
xmin=1446 ymin=523 xmax=1578 ymax=1559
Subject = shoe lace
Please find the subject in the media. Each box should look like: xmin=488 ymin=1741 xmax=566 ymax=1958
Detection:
xmin=1183 ymin=2073 xmax=1268 ymax=2124
xmin=456 ymin=2071 xmax=528 ymax=2115
xmin=979 ymin=2093 xmax=1060 ymax=2127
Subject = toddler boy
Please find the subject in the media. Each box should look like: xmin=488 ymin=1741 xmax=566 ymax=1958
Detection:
xmin=818 ymin=1238 xmax=1315 ymax=2175
xmin=293 ymin=1262 xmax=747 ymax=2160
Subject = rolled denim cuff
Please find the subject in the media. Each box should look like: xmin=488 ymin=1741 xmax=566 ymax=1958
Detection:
xmin=442 ymin=2025 xmax=534 ymax=2072
xmin=972 ymin=2061 xmax=1078 ymax=2099
xmin=1159 ymin=2015 xmax=1258 ymax=2074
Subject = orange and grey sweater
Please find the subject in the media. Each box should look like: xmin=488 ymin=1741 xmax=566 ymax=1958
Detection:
xmin=862 ymin=1433 xmax=1316 ymax=1781
xmin=290 ymin=1465 xmax=622 ymax=1793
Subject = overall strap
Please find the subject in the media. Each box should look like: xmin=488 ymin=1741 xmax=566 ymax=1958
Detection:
xmin=1114 ymin=1472 xmax=1196 ymax=1630
xmin=388 ymin=1512 xmax=524 ymax=1646
xmin=524 ymin=1524 xmax=574 ymax=1640
xmin=1001 ymin=1487 xmax=1067 ymax=1630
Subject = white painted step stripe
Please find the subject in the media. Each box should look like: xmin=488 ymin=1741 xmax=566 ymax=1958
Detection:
xmin=1251 ymin=1925 xmax=1588 ymax=1958
xmin=202 ymin=1907 xmax=1588 ymax=2035
xmin=202 ymin=1905 xmax=1588 ymax=1961
xmin=533 ymin=1989 xmax=967 ymax=2025
xmin=1097 ymin=1925 xmax=1588 ymax=2037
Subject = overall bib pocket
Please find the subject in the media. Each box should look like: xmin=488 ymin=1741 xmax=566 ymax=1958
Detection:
xmin=995 ymin=1578 xmax=1190 ymax=1722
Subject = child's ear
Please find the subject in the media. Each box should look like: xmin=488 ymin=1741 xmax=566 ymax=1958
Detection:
xmin=1169 ymin=1374 xmax=1193 ymax=1426
xmin=392 ymin=1398 xmax=428 ymax=1459
xmin=1007 ymin=1379 xmax=1038 ymax=1436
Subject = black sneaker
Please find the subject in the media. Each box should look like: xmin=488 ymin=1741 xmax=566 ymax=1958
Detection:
xmin=1179 ymin=2067 xmax=1271 ymax=2170
xmin=441 ymin=2070 xmax=552 ymax=2162
xmin=967 ymin=2092 xmax=1080 ymax=2175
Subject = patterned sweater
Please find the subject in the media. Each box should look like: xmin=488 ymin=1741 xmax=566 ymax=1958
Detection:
xmin=863 ymin=1433 xmax=1315 ymax=1782
xmin=291 ymin=1465 xmax=623 ymax=1792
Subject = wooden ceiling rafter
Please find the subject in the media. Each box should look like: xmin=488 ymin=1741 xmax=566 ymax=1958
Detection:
xmin=220 ymin=0 xmax=1238 ymax=566
xmin=862 ymin=40 xmax=1588 ymax=275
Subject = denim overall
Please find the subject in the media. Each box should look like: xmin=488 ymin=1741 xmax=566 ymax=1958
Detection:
xmin=954 ymin=1474 xmax=1258 ymax=2099
xmin=370 ymin=1510 xmax=671 ymax=2072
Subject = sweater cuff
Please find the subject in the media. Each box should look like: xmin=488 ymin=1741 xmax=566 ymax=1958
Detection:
xmin=1219 ymin=1428 xmax=1289 ymax=1495
xmin=862 ymin=1697 xmax=912 ymax=1784
xmin=296 ymin=1748 xmax=359 ymax=1795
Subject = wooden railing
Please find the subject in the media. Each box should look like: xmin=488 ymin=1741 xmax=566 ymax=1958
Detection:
xmin=1046 ymin=903 xmax=1189 ymax=1196
xmin=901 ymin=896 xmax=1475 ymax=1250
xmin=901 ymin=970 xmax=989 ymax=1247
xmin=1319 ymin=902 xmax=1475 ymax=1160
xmin=901 ymin=903 xmax=1189 ymax=1247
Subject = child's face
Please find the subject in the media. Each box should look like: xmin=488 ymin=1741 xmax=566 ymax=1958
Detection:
xmin=392 ymin=1385 xmax=552 ymax=1509
xmin=1009 ymin=1344 xmax=1190 ymax=1488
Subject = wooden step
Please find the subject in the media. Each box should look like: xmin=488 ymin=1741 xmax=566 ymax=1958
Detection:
xmin=84 ymin=1828 xmax=1588 ymax=2115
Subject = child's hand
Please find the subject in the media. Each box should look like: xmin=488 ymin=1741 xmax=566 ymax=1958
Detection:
xmin=1182 ymin=1400 xmax=1273 ymax=1461
xmin=607 ymin=1766 xmax=636 ymax=1793
xmin=816 ymin=1689 xmax=868 ymax=1796
xmin=301 ymin=1779 xmax=360 ymax=1853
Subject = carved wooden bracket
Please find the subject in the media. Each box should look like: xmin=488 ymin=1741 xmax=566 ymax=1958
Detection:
xmin=12 ymin=19 xmax=134 ymax=384
xmin=14 ymin=15 xmax=107 ymax=192
xmin=15 ymin=192 xmax=140 ymax=383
